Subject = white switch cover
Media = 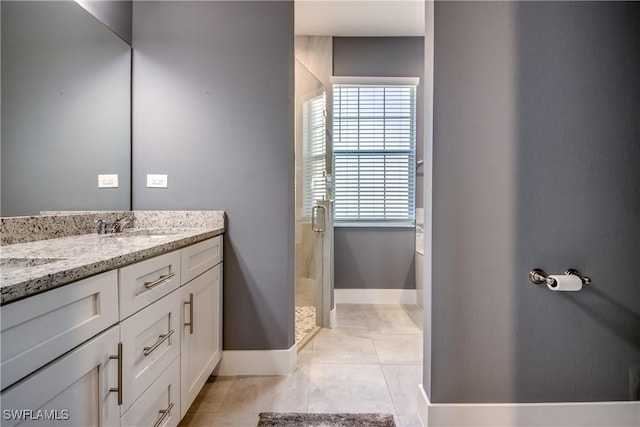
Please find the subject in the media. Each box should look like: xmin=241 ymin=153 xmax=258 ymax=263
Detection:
xmin=147 ymin=174 xmax=168 ymax=188
xmin=98 ymin=174 xmax=119 ymax=188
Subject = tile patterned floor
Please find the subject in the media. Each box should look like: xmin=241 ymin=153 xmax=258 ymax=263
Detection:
xmin=179 ymin=304 xmax=424 ymax=427
xmin=295 ymin=305 xmax=316 ymax=344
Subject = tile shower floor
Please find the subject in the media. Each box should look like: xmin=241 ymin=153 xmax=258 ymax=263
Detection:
xmin=179 ymin=303 xmax=424 ymax=427
xmin=295 ymin=306 xmax=316 ymax=344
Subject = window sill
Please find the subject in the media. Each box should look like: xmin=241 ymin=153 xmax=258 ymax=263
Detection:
xmin=333 ymin=222 xmax=415 ymax=228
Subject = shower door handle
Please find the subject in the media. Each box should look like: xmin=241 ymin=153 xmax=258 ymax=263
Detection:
xmin=312 ymin=204 xmax=326 ymax=233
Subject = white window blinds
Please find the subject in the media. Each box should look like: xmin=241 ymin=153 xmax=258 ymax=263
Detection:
xmin=333 ymin=79 xmax=417 ymax=225
xmin=302 ymin=92 xmax=327 ymax=217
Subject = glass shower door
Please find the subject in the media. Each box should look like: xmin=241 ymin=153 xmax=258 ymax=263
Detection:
xmin=295 ymin=59 xmax=328 ymax=345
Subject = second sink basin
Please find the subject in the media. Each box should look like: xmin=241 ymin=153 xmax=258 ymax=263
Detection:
xmin=108 ymin=228 xmax=193 ymax=239
xmin=0 ymin=257 xmax=66 ymax=274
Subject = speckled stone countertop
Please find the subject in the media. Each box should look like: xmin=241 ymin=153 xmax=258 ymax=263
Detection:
xmin=0 ymin=211 xmax=225 ymax=305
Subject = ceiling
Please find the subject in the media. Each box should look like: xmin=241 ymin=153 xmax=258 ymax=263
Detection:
xmin=295 ymin=0 xmax=425 ymax=36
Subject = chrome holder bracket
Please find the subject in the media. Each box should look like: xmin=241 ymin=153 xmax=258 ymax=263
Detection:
xmin=529 ymin=268 xmax=591 ymax=288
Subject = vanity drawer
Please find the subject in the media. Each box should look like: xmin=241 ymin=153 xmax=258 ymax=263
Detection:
xmin=120 ymin=289 xmax=181 ymax=412
xmin=119 ymin=250 xmax=181 ymax=319
xmin=0 ymin=270 xmax=118 ymax=391
xmin=121 ymin=357 xmax=180 ymax=427
xmin=181 ymin=236 xmax=222 ymax=284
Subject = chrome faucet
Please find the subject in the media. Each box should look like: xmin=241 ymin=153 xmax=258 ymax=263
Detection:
xmin=113 ymin=217 xmax=131 ymax=233
xmin=95 ymin=217 xmax=130 ymax=234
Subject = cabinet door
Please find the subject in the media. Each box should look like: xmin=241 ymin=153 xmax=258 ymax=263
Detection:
xmin=120 ymin=290 xmax=181 ymax=412
xmin=180 ymin=264 xmax=222 ymax=418
xmin=0 ymin=326 xmax=121 ymax=427
xmin=121 ymin=357 xmax=180 ymax=427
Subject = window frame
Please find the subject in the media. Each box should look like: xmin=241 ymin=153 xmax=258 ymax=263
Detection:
xmin=332 ymin=76 xmax=419 ymax=227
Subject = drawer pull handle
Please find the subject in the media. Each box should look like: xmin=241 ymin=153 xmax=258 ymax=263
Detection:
xmin=143 ymin=329 xmax=175 ymax=356
xmin=184 ymin=293 xmax=194 ymax=334
xmin=109 ymin=342 xmax=123 ymax=405
xmin=153 ymin=401 xmax=175 ymax=427
xmin=144 ymin=272 xmax=176 ymax=289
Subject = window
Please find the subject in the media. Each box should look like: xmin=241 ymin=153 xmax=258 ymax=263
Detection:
xmin=302 ymin=92 xmax=327 ymax=218
xmin=332 ymin=77 xmax=418 ymax=225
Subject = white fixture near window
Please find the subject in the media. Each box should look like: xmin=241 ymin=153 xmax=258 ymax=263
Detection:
xmin=332 ymin=76 xmax=418 ymax=226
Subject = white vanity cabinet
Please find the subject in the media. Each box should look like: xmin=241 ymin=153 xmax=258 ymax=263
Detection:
xmin=0 ymin=234 xmax=223 ymax=426
xmin=0 ymin=325 xmax=122 ymax=427
xmin=119 ymin=235 xmax=223 ymax=421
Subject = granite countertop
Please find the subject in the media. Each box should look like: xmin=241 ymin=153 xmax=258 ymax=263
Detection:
xmin=0 ymin=211 xmax=225 ymax=305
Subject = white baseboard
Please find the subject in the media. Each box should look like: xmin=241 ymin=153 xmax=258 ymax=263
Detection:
xmin=329 ymin=307 xmax=337 ymax=328
xmin=417 ymin=385 xmax=640 ymax=427
xmin=334 ymin=288 xmax=417 ymax=304
xmin=418 ymin=384 xmax=430 ymax=426
xmin=218 ymin=344 xmax=297 ymax=376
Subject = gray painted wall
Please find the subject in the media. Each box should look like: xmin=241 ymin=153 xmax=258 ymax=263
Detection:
xmin=1 ymin=1 xmax=131 ymax=217
xmin=332 ymin=37 xmax=424 ymax=290
xmin=132 ymin=1 xmax=295 ymax=350
xmin=334 ymin=227 xmax=415 ymax=290
xmin=76 ymin=0 xmax=132 ymax=44
xmin=430 ymin=1 xmax=640 ymax=403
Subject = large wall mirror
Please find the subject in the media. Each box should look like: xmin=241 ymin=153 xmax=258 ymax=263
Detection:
xmin=1 ymin=0 xmax=131 ymax=216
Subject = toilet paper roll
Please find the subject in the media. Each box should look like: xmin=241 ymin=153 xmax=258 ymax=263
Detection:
xmin=547 ymin=274 xmax=582 ymax=291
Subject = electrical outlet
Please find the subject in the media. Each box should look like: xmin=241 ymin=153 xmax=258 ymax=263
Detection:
xmin=147 ymin=174 xmax=168 ymax=188
xmin=98 ymin=174 xmax=118 ymax=188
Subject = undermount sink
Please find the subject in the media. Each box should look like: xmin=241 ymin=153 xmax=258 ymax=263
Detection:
xmin=0 ymin=257 xmax=66 ymax=274
xmin=104 ymin=228 xmax=192 ymax=239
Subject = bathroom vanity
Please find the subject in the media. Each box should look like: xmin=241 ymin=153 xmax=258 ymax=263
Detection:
xmin=0 ymin=211 xmax=224 ymax=426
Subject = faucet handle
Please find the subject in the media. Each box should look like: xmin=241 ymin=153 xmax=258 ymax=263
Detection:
xmin=94 ymin=218 xmax=107 ymax=234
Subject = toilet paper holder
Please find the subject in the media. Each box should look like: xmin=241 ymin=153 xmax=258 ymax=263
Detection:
xmin=529 ymin=268 xmax=591 ymax=288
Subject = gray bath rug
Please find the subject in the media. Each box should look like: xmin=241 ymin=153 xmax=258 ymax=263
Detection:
xmin=257 ymin=412 xmax=396 ymax=427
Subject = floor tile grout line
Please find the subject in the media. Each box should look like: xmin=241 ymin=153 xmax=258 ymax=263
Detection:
xmin=367 ymin=304 xmax=396 ymax=417
xmin=363 ymin=306 xmax=380 ymax=365
xmin=370 ymin=327 xmax=383 ymax=365
xmin=379 ymin=363 xmax=401 ymax=418
xmin=310 ymin=361 xmax=393 ymax=367
xmin=211 ymin=376 xmax=238 ymax=415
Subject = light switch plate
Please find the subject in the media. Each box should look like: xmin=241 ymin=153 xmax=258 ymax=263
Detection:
xmin=98 ymin=174 xmax=118 ymax=188
xmin=147 ymin=174 xmax=168 ymax=188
